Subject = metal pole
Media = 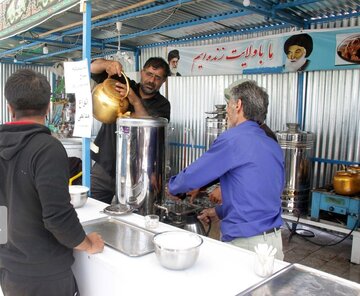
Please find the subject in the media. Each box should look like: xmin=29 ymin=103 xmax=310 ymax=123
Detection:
xmin=81 ymin=0 xmax=91 ymax=188
xmin=297 ymin=71 xmax=304 ymax=128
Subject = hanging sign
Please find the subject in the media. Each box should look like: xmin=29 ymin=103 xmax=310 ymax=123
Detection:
xmin=168 ymin=36 xmax=283 ymax=76
xmin=0 ymin=0 xmax=79 ymax=40
xmin=64 ymin=59 xmax=93 ymax=138
xmin=168 ymin=27 xmax=360 ymax=76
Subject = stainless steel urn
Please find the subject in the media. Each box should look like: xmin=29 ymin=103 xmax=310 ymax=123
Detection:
xmin=115 ymin=117 xmax=168 ymax=215
xmin=276 ymin=123 xmax=315 ymax=215
xmin=205 ymin=104 xmax=227 ymax=150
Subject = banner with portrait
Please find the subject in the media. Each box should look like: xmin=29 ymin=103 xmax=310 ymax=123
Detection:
xmin=167 ymin=27 xmax=360 ymax=76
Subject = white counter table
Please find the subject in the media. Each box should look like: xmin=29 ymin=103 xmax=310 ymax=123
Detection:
xmin=72 ymin=198 xmax=289 ymax=296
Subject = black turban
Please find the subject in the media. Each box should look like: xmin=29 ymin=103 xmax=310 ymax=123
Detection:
xmin=168 ymin=49 xmax=180 ymax=62
xmin=284 ymin=33 xmax=313 ymax=57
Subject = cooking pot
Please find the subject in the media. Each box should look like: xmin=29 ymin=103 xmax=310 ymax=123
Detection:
xmin=333 ymin=170 xmax=360 ymax=196
xmin=92 ymin=73 xmax=130 ymax=124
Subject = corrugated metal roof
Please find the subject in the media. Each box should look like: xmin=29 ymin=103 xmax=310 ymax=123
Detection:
xmin=0 ymin=0 xmax=359 ymax=65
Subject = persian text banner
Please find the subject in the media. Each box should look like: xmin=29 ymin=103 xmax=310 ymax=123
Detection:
xmin=169 ymin=27 xmax=360 ymax=76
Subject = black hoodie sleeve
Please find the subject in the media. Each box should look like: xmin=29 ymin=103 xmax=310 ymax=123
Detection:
xmin=31 ymin=134 xmax=86 ymax=248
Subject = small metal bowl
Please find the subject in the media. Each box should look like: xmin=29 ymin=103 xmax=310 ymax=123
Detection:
xmin=153 ymin=231 xmax=203 ymax=270
xmin=215 ymin=104 xmax=226 ymax=110
xmin=69 ymin=185 xmax=89 ymax=208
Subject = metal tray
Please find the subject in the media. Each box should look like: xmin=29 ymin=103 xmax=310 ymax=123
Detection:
xmin=82 ymin=217 xmax=155 ymax=257
xmin=237 ymin=263 xmax=360 ymax=295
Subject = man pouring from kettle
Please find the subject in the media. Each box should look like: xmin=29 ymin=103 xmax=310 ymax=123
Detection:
xmin=168 ymin=79 xmax=285 ymax=260
xmin=90 ymin=57 xmax=171 ymax=204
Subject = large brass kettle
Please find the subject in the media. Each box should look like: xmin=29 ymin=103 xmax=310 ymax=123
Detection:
xmin=92 ymin=72 xmax=130 ymax=124
xmin=333 ymin=165 xmax=360 ymax=196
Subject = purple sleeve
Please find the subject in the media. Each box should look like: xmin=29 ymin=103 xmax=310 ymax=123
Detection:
xmin=168 ymin=134 xmax=234 ymax=195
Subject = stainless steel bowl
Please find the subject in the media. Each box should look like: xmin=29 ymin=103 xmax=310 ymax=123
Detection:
xmin=69 ymin=185 xmax=89 ymax=208
xmin=215 ymin=104 xmax=226 ymax=110
xmin=153 ymin=231 xmax=203 ymax=270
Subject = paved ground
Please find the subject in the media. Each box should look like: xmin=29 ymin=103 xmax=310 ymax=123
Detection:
xmin=282 ymin=223 xmax=360 ymax=284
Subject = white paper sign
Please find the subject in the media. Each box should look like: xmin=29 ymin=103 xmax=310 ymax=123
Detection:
xmin=64 ymin=59 xmax=93 ymax=138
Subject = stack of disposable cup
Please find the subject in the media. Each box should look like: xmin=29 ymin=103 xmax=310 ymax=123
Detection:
xmin=254 ymin=243 xmax=277 ymax=277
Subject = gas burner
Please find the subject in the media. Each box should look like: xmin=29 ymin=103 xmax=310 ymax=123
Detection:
xmin=190 ymin=192 xmax=217 ymax=209
xmin=159 ymin=193 xmax=217 ymax=229
xmin=159 ymin=198 xmax=213 ymax=236
xmin=159 ymin=199 xmax=202 ymax=227
xmin=314 ymin=186 xmax=360 ymax=198
xmin=310 ymin=189 xmax=360 ymax=230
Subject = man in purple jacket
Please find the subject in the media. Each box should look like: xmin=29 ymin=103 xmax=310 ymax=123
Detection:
xmin=168 ymin=80 xmax=285 ymax=260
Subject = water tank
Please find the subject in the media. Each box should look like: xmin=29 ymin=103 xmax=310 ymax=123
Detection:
xmin=115 ymin=117 xmax=168 ymax=216
xmin=276 ymin=123 xmax=315 ymax=215
xmin=205 ymin=104 xmax=227 ymax=150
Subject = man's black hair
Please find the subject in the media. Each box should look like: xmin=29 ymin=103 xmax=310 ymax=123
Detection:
xmin=5 ymin=69 xmax=51 ymax=117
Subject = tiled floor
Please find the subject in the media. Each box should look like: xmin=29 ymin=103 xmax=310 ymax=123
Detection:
xmin=282 ymin=222 xmax=360 ymax=284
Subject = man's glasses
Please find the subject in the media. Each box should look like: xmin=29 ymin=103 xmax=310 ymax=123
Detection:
xmin=143 ymin=70 xmax=164 ymax=82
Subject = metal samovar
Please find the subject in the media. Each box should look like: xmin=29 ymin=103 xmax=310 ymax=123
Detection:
xmin=276 ymin=123 xmax=315 ymax=215
xmin=205 ymin=104 xmax=227 ymax=150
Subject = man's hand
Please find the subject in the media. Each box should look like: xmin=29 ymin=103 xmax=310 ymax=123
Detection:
xmin=165 ymin=183 xmax=185 ymax=202
xmin=197 ymin=207 xmax=219 ymax=224
xmin=115 ymin=82 xmax=139 ymax=104
xmin=209 ymin=186 xmax=222 ymax=204
xmin=115 ymin=82 xmax=149 ymax=117
xmin=187 ymin=188 xmax=200 ymax=203
xmin=74 ymin=232 xmax=104 ymax=254
xmin=90 ymin=58 xmax=123 ymax=77
xmin=105 ymin=60 xmax=123 ymax=77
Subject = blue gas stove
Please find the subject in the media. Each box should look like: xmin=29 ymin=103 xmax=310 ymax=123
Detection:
xmin=310 ymin=189 xmax=360 ymax=230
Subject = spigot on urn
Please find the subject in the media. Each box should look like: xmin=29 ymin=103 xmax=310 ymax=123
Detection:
xmin=154 ymin=203 xmax=169 ymax=217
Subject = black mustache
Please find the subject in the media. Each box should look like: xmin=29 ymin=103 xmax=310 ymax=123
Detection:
xmin=145 ymin=82 xmax=155 ymax=88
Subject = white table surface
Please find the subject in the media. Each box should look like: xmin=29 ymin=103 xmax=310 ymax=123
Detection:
xmin=72 ymin=198 xmax=289 ymax=296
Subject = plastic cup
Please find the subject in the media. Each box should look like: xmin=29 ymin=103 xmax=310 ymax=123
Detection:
xmin=254 ymin=253 xmax=275 ymax=277
xmin=145 ymin=215 xmax=159 ymax=229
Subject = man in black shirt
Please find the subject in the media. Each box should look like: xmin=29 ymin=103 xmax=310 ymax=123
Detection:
xmin=90 ymin=57 xmax=171 ymax=203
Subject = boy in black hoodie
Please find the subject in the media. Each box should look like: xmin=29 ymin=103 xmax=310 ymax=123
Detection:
xmin=0 ymin=69 xmax=104 ymax=296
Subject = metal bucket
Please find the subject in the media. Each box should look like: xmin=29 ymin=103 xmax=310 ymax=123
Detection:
xmin=115 ymin=117 xmax=168 ymax=216
xmin=276 ymin=123 xmax=315 ymax=215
